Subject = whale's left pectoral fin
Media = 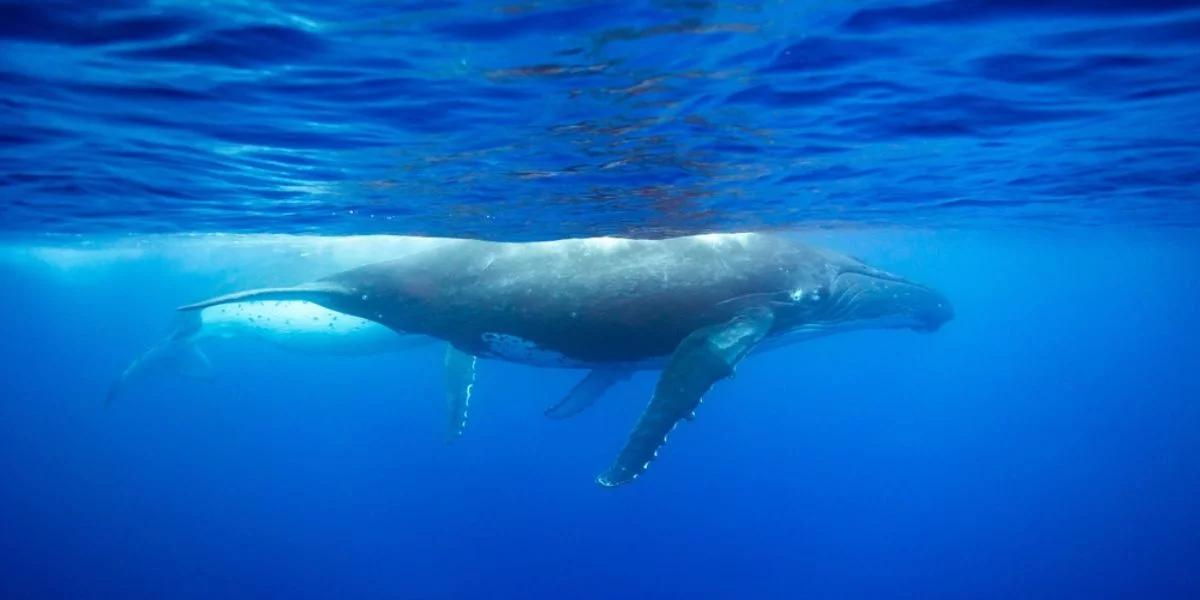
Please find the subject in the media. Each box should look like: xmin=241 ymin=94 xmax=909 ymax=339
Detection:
xmin=444 ymin=345 xmax=477 ymax=443
xmin=545 ymin=369 xmax=632 ymax=419
xmin=596 ymin=306 xmax=775 ymax=487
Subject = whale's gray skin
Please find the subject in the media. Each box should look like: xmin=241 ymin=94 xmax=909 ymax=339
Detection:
xmin=179 ymin=233 xmax=953 ymax=486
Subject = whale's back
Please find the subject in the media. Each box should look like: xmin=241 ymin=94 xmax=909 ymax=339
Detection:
xmin=327 ymin=234 xmax=832 ymax=363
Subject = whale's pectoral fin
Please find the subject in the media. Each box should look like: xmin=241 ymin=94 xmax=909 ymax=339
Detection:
xmin=444 ymin=345 xmax=477 ymax=443
xmin=545 ymin=369 xmax=632 ymax=420
xmin=596 ymin=306 xmax=774 ymax=487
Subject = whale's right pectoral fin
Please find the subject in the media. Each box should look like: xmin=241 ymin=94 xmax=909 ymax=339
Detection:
xmin=444 ymin=345 xmax=477 ymax=443
xmin=596 ymin=306 xmax=775 ymax=487
xmin=545 ymin=369 xmax=632 ymax=419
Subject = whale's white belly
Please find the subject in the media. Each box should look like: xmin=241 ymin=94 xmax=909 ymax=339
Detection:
xmin=198 ymin=301 xmax=416 ymax=355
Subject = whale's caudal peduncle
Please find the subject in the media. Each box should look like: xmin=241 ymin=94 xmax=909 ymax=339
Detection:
xmin=109 ymin=300 xmax=434 ymax=407
xmin=178 ymin=233 xmax=953 ymax=486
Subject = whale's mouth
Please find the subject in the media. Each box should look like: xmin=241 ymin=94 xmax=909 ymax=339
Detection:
xmin=822 ymin=269 xmax=954 ymax=332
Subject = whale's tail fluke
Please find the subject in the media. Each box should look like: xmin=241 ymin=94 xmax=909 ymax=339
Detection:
xmin=176 ymin=283 xmax=344 ymax=312
xmin=106 ymin=312 xmax=213 ymax=407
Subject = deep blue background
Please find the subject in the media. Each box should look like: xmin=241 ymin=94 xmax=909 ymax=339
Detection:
xmin=1 ymin=229 xmax=1197 ymax=598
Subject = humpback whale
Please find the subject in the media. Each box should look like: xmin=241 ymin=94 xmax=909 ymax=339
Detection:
xmin=179 ymin=233 xmax=952 ymax=486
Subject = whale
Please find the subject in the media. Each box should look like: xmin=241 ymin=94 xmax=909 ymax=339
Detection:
xmin=179 ymin=233 xmax=953 ymax=486
xmin=106 ymin=300 xmax=478 ymax=438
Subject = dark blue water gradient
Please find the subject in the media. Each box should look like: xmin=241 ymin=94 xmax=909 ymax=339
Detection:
xmin=1 ymin=1 xmax=1199 ymax=236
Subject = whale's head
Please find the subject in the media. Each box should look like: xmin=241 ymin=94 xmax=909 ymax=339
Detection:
xmin=776 ymin=253 xmax=953 ymax=336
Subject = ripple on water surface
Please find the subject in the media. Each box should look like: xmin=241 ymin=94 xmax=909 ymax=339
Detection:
xmin=1 ymin=1 xmax=1198 ymax=236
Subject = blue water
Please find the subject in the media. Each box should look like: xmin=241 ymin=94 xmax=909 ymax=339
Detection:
xmin=2 ymin=1 xmax=1200 ymax=599
xmin=3 ymin=1 xmax=1200 ymax=233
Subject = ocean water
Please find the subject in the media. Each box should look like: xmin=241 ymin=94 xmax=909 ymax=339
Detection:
xmin=2 ymin=1 xmax=1199 ymax=599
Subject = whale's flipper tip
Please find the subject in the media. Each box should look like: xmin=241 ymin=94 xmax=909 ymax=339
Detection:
xmin=596 ymin=306 xmax=775 ymax=487
xmin=595 ymin=474 xmax=627 ymax=488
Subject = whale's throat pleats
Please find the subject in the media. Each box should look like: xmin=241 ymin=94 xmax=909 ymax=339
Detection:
xmin=597 ymin=305 xmax=775 ymax=487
